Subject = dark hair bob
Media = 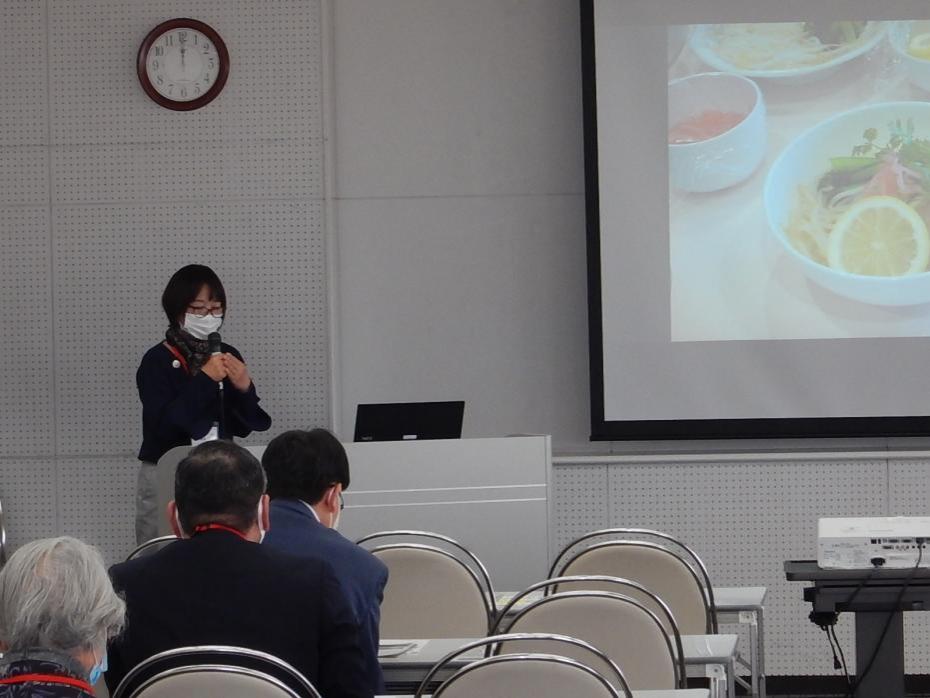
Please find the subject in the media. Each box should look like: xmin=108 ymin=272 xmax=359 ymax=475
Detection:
xmin=161 ymin=264 xmax=227 ymax=327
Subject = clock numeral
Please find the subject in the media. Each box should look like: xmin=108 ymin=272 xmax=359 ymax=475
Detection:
xmin=194 ymin=85 xmax=201 ymax=95
xmin=204 ymin=74 xmax=211 ymax=84
xmin=151 ymin=59 xmax=159 ymax=70
xmin=154 ymin=46 xmax=164 ymax=57
xmin=203 ymin=42 xmax=211 ymax=53
xmin=165 ymin=34 xmax=174 ymax=46
xmin=179 ymin=31 xmax=188 ymax=43
xmin=180 ymin=87 xmax=188 ymax=98
xmin=208 ymin=59 xmax=215 ymax=70
xmin=156 ymin=75 xmax=163 ymax=85
xmin=167 ymin=83 xmax=174 ymax=95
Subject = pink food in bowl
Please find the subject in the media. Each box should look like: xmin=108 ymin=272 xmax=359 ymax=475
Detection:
xmin=668 ymin=109 xmax=748 ymax=145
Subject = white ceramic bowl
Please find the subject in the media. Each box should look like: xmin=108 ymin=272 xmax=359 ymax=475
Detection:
xmin=764 ymin=102 xmax=930 ymax=306
xmin=668 ymin=72 xmax=766 ymax=193
xmin=888 ymin=21 xmax=930 ymax=93
xmin=690 ymin=22 xmax=885 ymax=85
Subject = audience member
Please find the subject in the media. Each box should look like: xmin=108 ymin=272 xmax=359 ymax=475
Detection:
xmin=262 ymin=429 xmax=388 ymax=693
xmin=106 ymin=440 xmax=370 ymax=698
xmin=0 ymin=537 xmax=125 ymax=698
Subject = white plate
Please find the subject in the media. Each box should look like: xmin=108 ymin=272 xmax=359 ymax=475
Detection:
xmin=690 ymin=22 xmax=886 ymax=84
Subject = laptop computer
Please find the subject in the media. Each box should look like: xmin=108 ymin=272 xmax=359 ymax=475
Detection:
xmin=353 ymin=401 xmax=465 ymax=442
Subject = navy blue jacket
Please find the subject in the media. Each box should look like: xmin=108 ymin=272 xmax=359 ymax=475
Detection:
xmin=264 ymin=499 xmax=388 ymax=693
xmin=136 ymin=341 xmax=271 ymax=462
xmin=107 ymin=529 xmax=370 ymax=698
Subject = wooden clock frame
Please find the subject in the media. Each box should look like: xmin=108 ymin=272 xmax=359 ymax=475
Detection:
xmin=137 ymin=18 xmax=230 ymax=111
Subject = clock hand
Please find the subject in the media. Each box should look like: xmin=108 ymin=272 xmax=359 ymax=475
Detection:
xmin=180 ymin=46 xmax=186 ymax=69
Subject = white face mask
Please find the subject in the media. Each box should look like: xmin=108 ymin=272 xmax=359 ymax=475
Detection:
xmin=257 ymin=499 xmax=266 ymax=543
xmin=183 ymin=313 xmax=223 ymax=340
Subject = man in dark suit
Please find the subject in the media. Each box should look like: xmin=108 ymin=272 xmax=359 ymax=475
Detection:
xmin=262 ymin=429 xmax=389 ymax=694
xmin=106 ymin=440 xmax=369 ymax=698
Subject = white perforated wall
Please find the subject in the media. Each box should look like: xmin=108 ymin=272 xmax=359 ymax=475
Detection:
xmin=552 ymin=458 xmax=908 ymax=677
xmin=1 ymin=0 xmax=326 ymax=564
xmin=888 ymin=458 xmax=930 ymax=674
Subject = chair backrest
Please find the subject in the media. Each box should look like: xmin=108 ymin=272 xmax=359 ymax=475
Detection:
xmin=499 ymin=591 xmax=679 ymax=690
xmin=415 ymin=633 xmax=631 ymax=698
xmin=127 ymin=666 xmax=302 ymax=698
xmin=0 ymin=498 xmax=7 ymax=567
xmin=551 ymin=528 xmax=716 ymax=633
xmin=492 ymin=575 xmax=686 ymax=685
xmin=112 ymin=646 xmax=320 ymax=698
xmin=357 ymin=530 xmax=495 ymax=637
xmin=433 ymin=654 xmax=622 ymax=698
xmin=126 ymin=535 xmax=178 ymax=561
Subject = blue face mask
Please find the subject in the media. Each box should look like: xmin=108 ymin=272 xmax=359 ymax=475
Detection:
xmin=88 ymin=649 xmax=108 ymax=685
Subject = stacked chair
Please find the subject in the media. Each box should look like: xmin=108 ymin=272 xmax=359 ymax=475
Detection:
xmin=112 ymin=646 xmax=320 ymax=698
xmin=491 ymin=576 xmax=687 ymax=689
xmin=356 ymin=530 xmax=497 ymax=637
xmin=548 ymin=527 xmax=718 ymax=634
xmin=0 ymin=497 xmax=7 ymax=567
xmin=415 ymin=633 xmax=633 ymax=698
xmin=125 ymin=534 xmax=178 ymax=561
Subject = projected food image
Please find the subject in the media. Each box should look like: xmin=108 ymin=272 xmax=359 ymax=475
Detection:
xmin=785 ymin=118 xmax=930 ymax=277
xmin=669 ymin=20 xmax=930 ymax=341
xmin=692 ymin=22 xmax=883 ymax=76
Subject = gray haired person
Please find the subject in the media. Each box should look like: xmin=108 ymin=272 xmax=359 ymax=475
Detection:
xmin=0 ymin=537 xmax=125 ymax=697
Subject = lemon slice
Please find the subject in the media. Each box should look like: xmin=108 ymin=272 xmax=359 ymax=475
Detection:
xmin=908 ymin=32 xmax=930 ymax=60
xmin=827 ymin=196 xmax=930 ymax=276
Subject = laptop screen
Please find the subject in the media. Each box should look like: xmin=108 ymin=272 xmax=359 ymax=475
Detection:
xmin=353 ymin=401 xmax=465 ymax=442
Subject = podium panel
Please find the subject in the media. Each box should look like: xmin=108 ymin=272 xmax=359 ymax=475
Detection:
xmin=155 ymin=436 xmax=552 ymax=589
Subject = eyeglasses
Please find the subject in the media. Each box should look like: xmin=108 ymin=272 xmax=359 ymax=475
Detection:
xmin=338 ymin=491 xmax=345 ymax=511
xmin=187 ymin=303 xmax=224 ymax=317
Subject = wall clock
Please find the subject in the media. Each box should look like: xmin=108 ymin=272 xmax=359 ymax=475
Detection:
xmin=137 ymin=18 xmax=229 ymax=111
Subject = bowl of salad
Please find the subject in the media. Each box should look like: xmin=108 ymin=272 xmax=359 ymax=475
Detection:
xmin=668 ymin=72 xmax=766 ymax=192
xmin=765 ymin=102 xmax=930 ymax=305
xmin=690 ymin=21 xmax=885 ymax=84
xmin=889 ymin=21 xmax=930 ymax=93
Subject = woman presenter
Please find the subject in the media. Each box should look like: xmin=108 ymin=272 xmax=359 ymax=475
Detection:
xmin=135 ymin=264 xmax=271 ymax=543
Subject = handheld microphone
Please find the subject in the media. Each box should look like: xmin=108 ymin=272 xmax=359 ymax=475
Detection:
xmin=208 ymin=332 xmax=224 ymax=392
xmin=208 ymin=331 xmax=225 ymax=438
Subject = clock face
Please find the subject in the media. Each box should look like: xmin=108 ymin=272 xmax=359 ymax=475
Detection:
xmin=146 ymin=28 xmax=217 ymax=102
xmin=138 ymin=19 xmax=229 ymax=110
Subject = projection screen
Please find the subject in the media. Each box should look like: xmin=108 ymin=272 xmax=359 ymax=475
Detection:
xmin=584 ymin=0 xmax=930 ymax=440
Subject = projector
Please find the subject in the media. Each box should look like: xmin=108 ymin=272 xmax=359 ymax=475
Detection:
xmin=818 ymin=517 xmax=930 ymax=569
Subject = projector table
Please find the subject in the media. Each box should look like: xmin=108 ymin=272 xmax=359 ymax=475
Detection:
xmin=785 ymin=560 xmax=930 ymax=698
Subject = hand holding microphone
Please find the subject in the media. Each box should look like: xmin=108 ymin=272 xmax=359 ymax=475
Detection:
xmin=222 ymin=353 xmax=252 ymax=392
xmin=205 ymin=332 xmax=251 ymax=392
xmin=203 ymin=332 xmax=226 ymax=385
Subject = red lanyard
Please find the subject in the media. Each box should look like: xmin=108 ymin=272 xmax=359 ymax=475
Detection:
xmin=192 ymin=523 xmax=249 ymax=541
xmin=0 ymin=673 xmax=93 ymax=692
xmin=162 ymin=341 xmax=190 ymax=374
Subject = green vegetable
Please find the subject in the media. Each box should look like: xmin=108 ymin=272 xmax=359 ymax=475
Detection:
xmin=829 ymin=156 xmax=879 ymax=171
xmin=817 ymin=121 xmax=930 ymax=202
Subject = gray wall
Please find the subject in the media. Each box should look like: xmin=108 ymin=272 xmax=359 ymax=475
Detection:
xmin=331 ymin=0 xmax=591 ymax=448
xmin=0 ymin=0 xmax=329 ymax=562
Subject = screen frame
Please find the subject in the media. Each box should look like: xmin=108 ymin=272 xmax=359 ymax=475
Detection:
xmin=581 ymin=0 xmax=930 ymax=441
